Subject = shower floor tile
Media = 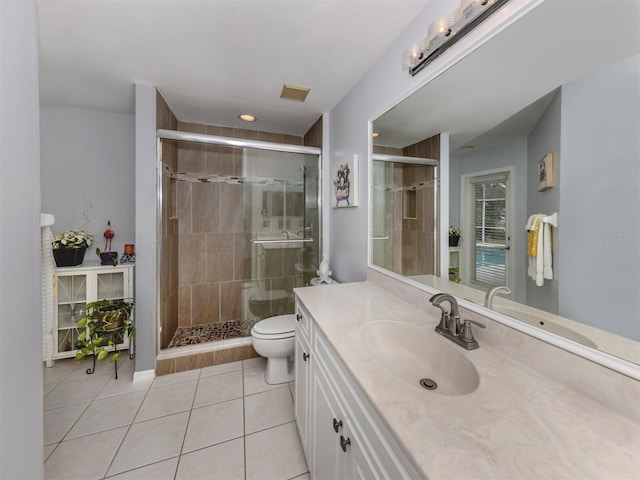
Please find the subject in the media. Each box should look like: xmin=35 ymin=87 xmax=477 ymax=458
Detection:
xmin=167 ymin=319 xmax=257 ymax=348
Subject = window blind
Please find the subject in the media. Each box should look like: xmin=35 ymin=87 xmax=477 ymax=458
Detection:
xmin=470 ymin=173 xmax=508 ymax=287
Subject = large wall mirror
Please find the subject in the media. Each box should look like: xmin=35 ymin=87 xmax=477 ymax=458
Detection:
xmin=371 ymin=1 xmax=639 ymax=365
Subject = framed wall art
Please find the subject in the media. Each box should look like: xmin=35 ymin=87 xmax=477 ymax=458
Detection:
xmin=333 ymin=154 xmax=358 ymax=207
xmin=537 ymin=153 xmax=554 ymax=191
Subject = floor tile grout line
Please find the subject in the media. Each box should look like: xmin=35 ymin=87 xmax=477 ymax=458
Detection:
xmin=52 ymin=400 xmax=93 ymax=445
xmin=54 ymin=389 xmax=150 ymax=444
xmin=242 ymin=363 xmax=247 ymax=480
xmin=179 ymin=433 xmax=246 ymax=457
xmin=100 ymin=455 xmax=180 ymax=480
xmin=245 ymin=419 xmax=298 ymax=439
xmin=100 ymin=374 xmax=154 ymax=479
xmin=178 ymin=368 xmax=201 ymax=457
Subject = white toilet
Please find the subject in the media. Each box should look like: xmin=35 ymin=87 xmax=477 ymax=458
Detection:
xmin=250 ymin=314 xmax=296 ymax=385
xmin=251 ymin=276 xmax=338 ymax=384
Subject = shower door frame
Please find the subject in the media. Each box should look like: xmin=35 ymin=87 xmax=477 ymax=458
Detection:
xmin=156 ymin=129 xmax=322 ymax=354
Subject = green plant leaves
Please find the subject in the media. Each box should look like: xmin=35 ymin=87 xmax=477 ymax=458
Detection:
xmin=97 ymin=350 xmax=108 ymax=361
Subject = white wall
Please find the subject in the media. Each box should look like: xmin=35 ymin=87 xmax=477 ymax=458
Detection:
xmin=558 ymin=55 xmax=640 ymax=340
xmin=40 ymin=108 xmax=135 ymax=254
xmin=0 ymin=0 xmax=44 ymax=477
xmin=526 ymin=90 xmax=561 ymax=313
xmin=326 ymin=0 xmax=541 ymax=282
xmin=134 ymin=84 xmax=157 ymax=373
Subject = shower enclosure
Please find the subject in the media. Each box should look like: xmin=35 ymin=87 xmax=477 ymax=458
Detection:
xmin=371 ymin=154 xmax=439 ymax=277
xmin=157 ymin=129 xmax=321 ymax=354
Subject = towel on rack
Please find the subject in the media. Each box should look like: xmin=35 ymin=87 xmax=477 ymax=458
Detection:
xmin=543 ymin=221 xmax=553 ymax=280
xmin=526 ymin=213 xmax=553 ymax=286
xmin=526 ymin=215 xmax=541 ymax=257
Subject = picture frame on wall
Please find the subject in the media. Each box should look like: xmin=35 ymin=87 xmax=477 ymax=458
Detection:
xmin=333 ymin=154 xmax=359 ymax=207
xmin=537 ymin=153 xmax=554 ymax=191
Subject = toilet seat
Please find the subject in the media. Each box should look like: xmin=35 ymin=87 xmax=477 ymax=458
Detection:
xmin=251 ymin=314 xmax=295 ymax=340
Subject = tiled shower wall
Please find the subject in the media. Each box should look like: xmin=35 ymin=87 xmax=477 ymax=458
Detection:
xmin=174 ymin=122 xmax=306 ymax=330
xmin=373 ymin=135 xmax=440 ymax=276
xmin=157 ymin=92 xmax=179 ymax=349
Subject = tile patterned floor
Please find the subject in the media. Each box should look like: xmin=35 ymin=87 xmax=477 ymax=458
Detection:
xmin=43 ymin=356 xmax=309 ymax=480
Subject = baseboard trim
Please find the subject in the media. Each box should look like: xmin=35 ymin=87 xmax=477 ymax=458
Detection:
xmin=133 ymin=369 xmax=156 ymax=383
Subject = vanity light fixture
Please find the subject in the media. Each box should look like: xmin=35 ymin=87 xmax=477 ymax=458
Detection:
xmin=372 ymin=132 xmax=380 ymax=138
xmin=239 ymin=113 xmax=256 ymax=122
xmin=404 ymin=0 xmax=509 ymax=77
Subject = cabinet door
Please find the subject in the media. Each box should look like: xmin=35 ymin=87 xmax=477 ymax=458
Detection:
xmin=55 ymin=273 xmax=88 ymax=357
xmin=311 ymin=364 xmax=345 ymax=480
xmin=294 ymin=331 xmax=311 ymax=454
xmin=342 ymin=418 xmax=382 ymax=480
xmin=96 ymin=270 xmax=127 ymax=300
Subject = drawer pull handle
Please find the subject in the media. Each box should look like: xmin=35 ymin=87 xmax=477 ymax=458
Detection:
xmin=340 ymin=435 xmax=351 ymax=453
xmin=333 ymin=418 xmax=343 ymax=433
xmin=303 ymin=352 xmax=309 ymax=362
xmin=296 ymin=314 xmax=302 ymax=322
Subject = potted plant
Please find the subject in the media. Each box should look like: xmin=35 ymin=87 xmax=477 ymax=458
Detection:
xmin=449 ymin=225 xmax=461 ymax=247
xmin=96 ymin=220 xmax=118 ymax=266
xmin=448 ymin=267 xmax=462 ymax=283
xmin=52 ymin=230 xmax=93 ymax=267
xmin=75 ymin=298 xmax=135 ymax=376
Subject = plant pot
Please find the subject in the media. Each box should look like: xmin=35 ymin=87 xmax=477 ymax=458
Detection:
xmin=100 ymin=252 xmax=118 ymax=265
xmin=449 ymin=236 xmax=460 ymax=247
xmin=53 ymin=247 xmax=87 ymax=267
xmin=98 ymin=308 xmax=126 ymax=331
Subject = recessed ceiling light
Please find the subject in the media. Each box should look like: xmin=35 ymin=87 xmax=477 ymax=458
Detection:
xmin=372 ymin=132 xmax=380 ymax=138
xmin=239 ymin=114 xmax=256 ymax=122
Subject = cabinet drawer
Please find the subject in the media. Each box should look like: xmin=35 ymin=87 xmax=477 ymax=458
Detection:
xmin=295 ymin=301 xmax=312 ymax=341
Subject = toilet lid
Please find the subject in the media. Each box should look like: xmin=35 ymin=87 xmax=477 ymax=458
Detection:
xmin=250 ymin=290 xmax=289 ymax=303
xmin=252 ymin=314 xmax=296 ymax=336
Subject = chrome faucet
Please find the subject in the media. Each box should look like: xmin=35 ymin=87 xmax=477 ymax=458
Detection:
xmin=429 ymin=293 xmax=485 ymax=350
xmin=484 ymin=286 xmax=511 ymax=309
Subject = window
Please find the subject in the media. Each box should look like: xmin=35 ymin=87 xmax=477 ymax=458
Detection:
xmin=469 ymin=173 xmax=509 ymax=287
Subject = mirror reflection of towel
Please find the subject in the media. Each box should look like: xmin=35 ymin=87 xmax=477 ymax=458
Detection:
xmin=526 ymin=214 xmax=553 ymax=286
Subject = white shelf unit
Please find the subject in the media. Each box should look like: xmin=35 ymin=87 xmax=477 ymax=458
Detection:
xmin=54 ymin=262 xmax=134 ymax=360
xmin=449 ymin=247 xmax=463 ymax=282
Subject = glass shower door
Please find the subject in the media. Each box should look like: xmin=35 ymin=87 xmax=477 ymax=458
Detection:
xmin=242 ymin=149 xmax=319 ymax=327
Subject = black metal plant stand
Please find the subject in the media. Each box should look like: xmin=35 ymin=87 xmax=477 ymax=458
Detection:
xmin=85 ymin=325 xmax=135 ymax=380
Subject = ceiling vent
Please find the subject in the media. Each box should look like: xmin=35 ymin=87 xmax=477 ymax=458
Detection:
xmin=280 ymin=84 xmax=310 ymax=102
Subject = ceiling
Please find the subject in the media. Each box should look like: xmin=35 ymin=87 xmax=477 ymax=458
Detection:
xmin=37 ymin=0 xmax=431 ymax=136
xmin=373 ymin=0 xmax=640 ymax=152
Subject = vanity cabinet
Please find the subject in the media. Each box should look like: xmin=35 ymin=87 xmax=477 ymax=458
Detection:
xmin=54 ymin=263 xmax=134 ymax=359
xmin=294 ymin=297 xmax=419 ymax=480
xmin=294 ymin=304 xmax=312 ymax=454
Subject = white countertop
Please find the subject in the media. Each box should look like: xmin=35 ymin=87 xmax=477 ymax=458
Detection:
xmin=295 ymin=281 xmax=640 ymax=479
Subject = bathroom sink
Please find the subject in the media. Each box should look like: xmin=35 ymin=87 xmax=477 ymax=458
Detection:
xmin=360 ymin=321 xmax=480 ymax=396
xmin=495 ymin=307 xmax=597 ymax=348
